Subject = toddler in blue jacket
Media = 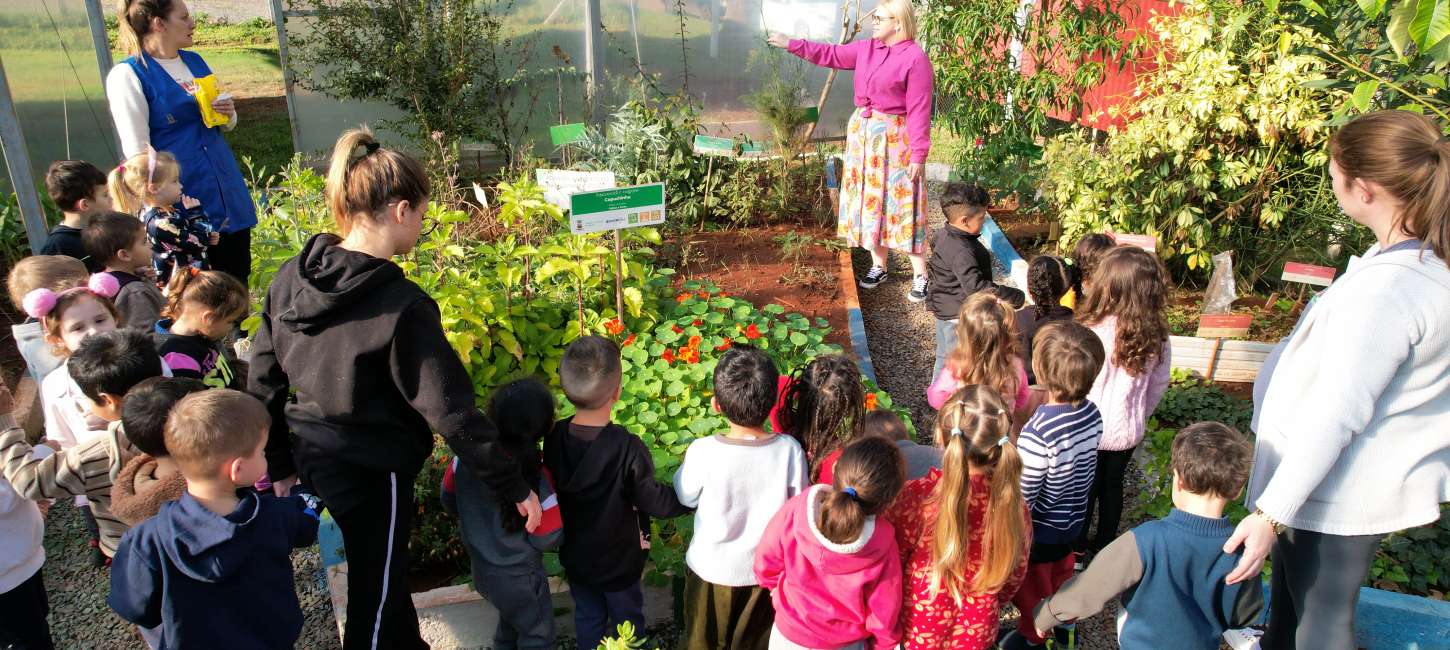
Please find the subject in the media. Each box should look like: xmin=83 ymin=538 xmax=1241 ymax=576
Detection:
xmin=109 ymin=389 xmax=319 ymax=649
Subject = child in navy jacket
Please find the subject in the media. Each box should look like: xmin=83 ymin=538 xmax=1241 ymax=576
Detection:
xmin=109 ymin=390 xmax=319 ymax=649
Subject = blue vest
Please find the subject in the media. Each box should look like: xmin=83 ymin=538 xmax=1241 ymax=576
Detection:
xmin=124 ymin=51 xmax=257 ymax=233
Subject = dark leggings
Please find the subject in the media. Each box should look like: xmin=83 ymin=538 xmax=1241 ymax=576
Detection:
xmin=1077 ymin=447 xmax=1134 ymax=553
xmin=1261 ymin=527 xmax=1384 ymax=650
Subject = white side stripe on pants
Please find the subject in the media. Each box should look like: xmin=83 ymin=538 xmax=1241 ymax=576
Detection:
xmin=372 ymin=472 xmax=398 ymax=650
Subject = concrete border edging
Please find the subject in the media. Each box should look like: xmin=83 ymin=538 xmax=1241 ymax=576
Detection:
xmin=837 ymin=250 xmax=878 ymax=384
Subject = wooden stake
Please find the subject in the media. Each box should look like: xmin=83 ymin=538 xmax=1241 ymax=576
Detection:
xmin=614 ymin=229 xmax=625 ymax=320
xmin=700 ymin=155 xmax=716 ymax=232
xmin=1205 ymin=337 xmax=1225 ymax=381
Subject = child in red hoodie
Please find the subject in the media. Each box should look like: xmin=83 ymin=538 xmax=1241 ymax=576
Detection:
xmin=753 ymin=436 xmax=906 ymax=650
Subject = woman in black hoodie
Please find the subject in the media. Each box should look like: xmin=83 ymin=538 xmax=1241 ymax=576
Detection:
xmin=248 ymin=129 xmax=540 ymax=650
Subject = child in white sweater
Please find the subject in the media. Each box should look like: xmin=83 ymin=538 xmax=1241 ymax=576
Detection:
xmin=674 ymin=345 xmax=809 ymax=649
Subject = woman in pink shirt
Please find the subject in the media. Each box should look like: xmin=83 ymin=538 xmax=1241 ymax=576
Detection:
xmin=769 ymin=0 xmax=935 ymax=301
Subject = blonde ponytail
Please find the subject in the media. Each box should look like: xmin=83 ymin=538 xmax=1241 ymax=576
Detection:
xmin=117 ymin=0 xmax=177 ymax=57
xmin=1330 ymin=110 xmax=1450 ymax=265
xmin=325 ymin=128 xmax=430 ymax=236
xmin=930 ymin=385 xmax=1027 ymax=599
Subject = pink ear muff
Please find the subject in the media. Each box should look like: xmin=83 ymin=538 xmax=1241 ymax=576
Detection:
xmin=87 ymin=272 xmax=121 ymax=299
xmin=21 ymin=289 xmax=58 ymax=320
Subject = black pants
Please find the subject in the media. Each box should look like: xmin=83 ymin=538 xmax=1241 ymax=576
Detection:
xmin=0 ymin=568 xmax=52 ymax=650
xmin=1262 ymin=527 xmax=1383 ymax=650
xmin=1076 ymin=447 xmax=1134 ymax=553
xmin=208 ymin=226 xmax=252 ymax=286
xmin=298 ymin=456 xmax=427 ymax=650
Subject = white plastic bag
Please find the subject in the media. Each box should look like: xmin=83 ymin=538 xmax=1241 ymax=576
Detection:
xmin=1203 ymin=251 xmax=1237 ymax=314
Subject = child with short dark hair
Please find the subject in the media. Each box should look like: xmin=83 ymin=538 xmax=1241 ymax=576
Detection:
xmin=84 ymin=212 xmax=165 ymax=333
xmin=109 ymin=389 xmax=320 ymax=650
xmin=7 ymin=255 xmax=88 ymax=382
xmin=1002 ymin=322 xmax=1106 ymax=649
xmin=0 ymin=329 xmax=164 ymax=558
xmin=110 ymin=377 xmax=208 ymax=527
xmin=674 ymin=345 xmax=808 ymax=649
xmin=439 ymin=378 xmax=563 ymax=650
xmin=754 ymin=436 xmax=906 ymax=650
xmin=927 ymin=182 xmax=1025 ymax=377
xmin=42 ymin=160 xmax=112 ymax=270
xmin=1032 ymin=422 xmax=1264 ymax=650
xmin=155 ymin=270 xmax=248 ymax=388
xmin=544 ymin=335 xmax=690 ymax=649
xmin=1017 ymin=255 xmax=1075 ymax=385
xmin=864 ymin=409 xmax=940 ymax=480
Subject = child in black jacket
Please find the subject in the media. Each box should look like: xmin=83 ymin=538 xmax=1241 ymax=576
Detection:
xmin=544 ymin=336 xmax=691 ymax=650
xmin=926 ymin=183 xmax=1025 ymax=377
xmin=248 ymin=129 xmax=539 ymax=650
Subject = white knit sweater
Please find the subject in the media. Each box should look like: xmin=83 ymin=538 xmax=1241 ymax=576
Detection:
xmin=673 ymin=433 xmax=809 ymax=586
xmin=0 ymin=418 xmax=44 ymax=594
xmin=1248 ymin=245 xmax=1450 ymax=536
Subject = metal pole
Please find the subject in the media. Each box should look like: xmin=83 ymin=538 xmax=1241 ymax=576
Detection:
xmin=270 ymin=0 xmax=304 ymax=155
xmin=583 ymin=0 xmax=602 ymax=124
xmin=83 ymin=0 xmax=123 ymax=157
xmin=0 ymin=57 xmax=51 ymax=255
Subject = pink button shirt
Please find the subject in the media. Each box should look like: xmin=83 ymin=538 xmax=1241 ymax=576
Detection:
xmin=787 ymin=38 xmax=934 ymax=163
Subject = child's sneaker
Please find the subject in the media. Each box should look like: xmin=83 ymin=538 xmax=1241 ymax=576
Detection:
xmin=860 ymin=266 xmax=887 ymax=289
xmin=909 ymin=275 xmax=928 ymax=302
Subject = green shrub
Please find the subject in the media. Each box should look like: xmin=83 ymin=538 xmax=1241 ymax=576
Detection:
xmin=1152 ymin=368 xmax=1254 ymax=432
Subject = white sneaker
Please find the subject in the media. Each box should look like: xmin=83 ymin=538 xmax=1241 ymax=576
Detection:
xmin=908 ymin=275 xmax=928 ymax=303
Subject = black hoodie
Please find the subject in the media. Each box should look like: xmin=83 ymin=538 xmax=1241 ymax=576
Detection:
xmin=543 ymin=418 xmax=691 ymax=590
xmin=248 ymin=234 xmax=528 ymax=503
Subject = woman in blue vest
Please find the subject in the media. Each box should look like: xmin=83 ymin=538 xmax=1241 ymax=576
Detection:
xmin=105 ymin=0 xmax=256 ymax=285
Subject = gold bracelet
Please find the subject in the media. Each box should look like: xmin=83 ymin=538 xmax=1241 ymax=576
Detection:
xmin=1254 ymin=508 xmax=1286 ymax=535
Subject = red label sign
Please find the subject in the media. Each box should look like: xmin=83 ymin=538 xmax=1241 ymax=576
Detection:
xmin=1282 ymin=262 xmax=1336 ymax=287
xmin=1111 ymin=232 xmax=1157 ymax=252
xmin=1197 ymin=314 xmax=1253 ymax=338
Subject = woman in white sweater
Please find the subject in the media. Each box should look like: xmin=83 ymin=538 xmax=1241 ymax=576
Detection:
xmin=105 ymin=0 xmax=256 ymax=284
xmin=1226 ymin=110 xmax=1450 ymax=650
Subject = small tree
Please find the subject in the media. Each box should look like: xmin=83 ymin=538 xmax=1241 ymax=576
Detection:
xmin=922 ymin=0 xmax=1135 ymax=206
xmin=289 ymin=0 xmax=537 ymax=192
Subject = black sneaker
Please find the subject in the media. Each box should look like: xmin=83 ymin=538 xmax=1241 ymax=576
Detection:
xmin=908 ymin=275 xmax=928 ymax=302
xmin=859 ymin=266 xmax=887 ymax=289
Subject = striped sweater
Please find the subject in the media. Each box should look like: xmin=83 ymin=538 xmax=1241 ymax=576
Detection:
xmin=1018 ymin=401 xmax=1103 ymax=544
xmin=1 ymin=416 xmax=137 ymax=556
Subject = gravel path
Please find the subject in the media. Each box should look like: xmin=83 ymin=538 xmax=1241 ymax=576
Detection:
xmin=851 ymin=180 xmax=1129 ymax=649
xmin=39 ymin=497 xmax=339 ymax=649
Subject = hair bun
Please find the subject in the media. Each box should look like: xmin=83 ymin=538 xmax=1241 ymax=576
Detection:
xmin=22 ymin=289 xmax=58 ymax=320
xmin=88 ymin=272 xmax=120 ymax=299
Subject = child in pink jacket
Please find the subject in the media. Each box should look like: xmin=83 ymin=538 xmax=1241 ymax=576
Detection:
xmin=754 ymin=437 xmax=906 ymax=650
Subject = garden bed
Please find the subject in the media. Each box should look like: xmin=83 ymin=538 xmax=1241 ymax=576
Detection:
xmin=673 ymin=223 xmax=851 ymax=351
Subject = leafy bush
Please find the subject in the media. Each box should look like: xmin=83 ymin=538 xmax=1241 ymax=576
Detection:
xmin=1040 ymin=1 xmax=1371 ymax=281
xmin=1372 ymin=506 xmax=1450 ymax=598
xmin=1151 ymin=368 xmax=1253 ymax=432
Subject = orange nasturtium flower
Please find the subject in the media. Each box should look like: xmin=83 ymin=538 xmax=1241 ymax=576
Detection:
xmin=603 ymin=318 xmax=624 ymax=335
xmin=662 ymin=348 xmax=676 ymax=364
xmin=865 ymin=393 xmax=879 ymax=410
xmin=744 ymin=323 xmax=763 ymax=340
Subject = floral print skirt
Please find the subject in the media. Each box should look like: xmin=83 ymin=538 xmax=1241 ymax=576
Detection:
xmin=838 ymin=108 xmax=927 ymax=255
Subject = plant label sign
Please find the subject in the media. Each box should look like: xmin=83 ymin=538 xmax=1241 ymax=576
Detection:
xmin=739 ymin=140 xmax=771 ymax=160
xmin=1197 ymin=313 xmax=1252 ymax=338
xmin=1110 ymin=232 xmax=1157 ymax=252
xmin=693 ymin=135 xmax=737 ymax=157
xmin=1282 ymin=261 xmax=1336 ymax=287
xmin=569 ymin=183 xmax=666 ymax=234
xmin=549 ymin=122 xmax=588 ymax=146
xmin=535 ymin=169 xmax=616 ymax=211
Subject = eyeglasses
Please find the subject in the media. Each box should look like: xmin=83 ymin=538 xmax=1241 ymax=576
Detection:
xmin=871 ymin=13 xmax=895 ymax=23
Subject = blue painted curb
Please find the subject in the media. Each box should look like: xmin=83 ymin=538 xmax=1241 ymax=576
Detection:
xmin=1355 ymin=587 xmax=1450 ymax=649
xmin=319 ymin=509 xmax=344 ymax=568
xmin=837 ymin=251 xmax=878 ymax=384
